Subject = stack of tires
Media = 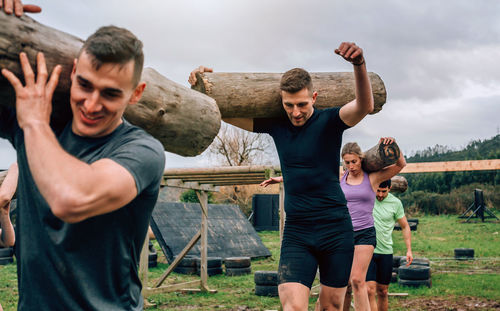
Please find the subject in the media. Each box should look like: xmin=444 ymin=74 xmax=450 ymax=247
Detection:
xmin=394 ymin=219 xmax=418 ymax=231
xmin=0 ymin=247 xmax=14 ymax=265
xmin=148 ymin=241 xmax=158 ymax=268
xmin=173 ymin=256 xmax=198 ymax=275
xmin=391 ymin=255 xmax=405 ymax=283
xmin=196 ymin=257 xmax=223 ymax=276
xmin=454 ymin=248 xmax=474 ymax=260
xmin=398 ymin=257 xmax=431 ymax=288
xmin=254 ymin=271 xmax=278 ymax=297
xmin=224 ymin=257 xmax=251 ymax=276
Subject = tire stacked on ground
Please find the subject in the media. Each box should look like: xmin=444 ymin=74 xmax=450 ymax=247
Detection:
xmin=0 ymin=247 xmax=14 ymax=265
xmin=398 ymin=257 xmax=431 ymax=288
xmin=454 ymin=248 xmax=474 ymax=260
xmin=394 ymin=221 xmax=418 ymax=231
xmin=224 ymin=257 xmax=251 ymax=276
xmin=148 ymin=241 xmax=158 ymax=268
xmin=196 ymin=257 xmax=223 ymax=276
xmin=391 ymin=255 xmax=405 ymax=283
xmin=173 ymin=256 xmax=199 ymax=275
xmin=254 ymin=271 xmax=279 ymax=297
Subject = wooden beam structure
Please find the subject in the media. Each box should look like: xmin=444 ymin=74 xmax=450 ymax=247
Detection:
xmin=401 ymin=159 xmax=500 ymax=173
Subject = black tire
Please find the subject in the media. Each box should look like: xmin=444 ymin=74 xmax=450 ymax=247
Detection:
xmin=224 ymin=257 xmax=251 ymax=268
xmin=175 ymin=256 xmax=198 ymax=267
xmin=255 ymin=284 xmax=279 ymax=297
xmin=226 ymin=266 xmax=252 ymax=276
xmin=393 ymin=223 xmax=402 ymax=231
xmin=198 ymin=267 xmax=223 ymax=277
xmin=149 ymin=253 xmax=158 ymax=262
xmin=409 ymin=222 xmax=418 ymax=231
xmin=407 ymin=218 xmax=419 ymax=224
xmin=393 ymin=256 xmax=405 ymax=267
xmin=0 ymin=247 xmax=13 ymax=257
xmin=454 ymin=248 xmax=474 ymax=259
xmin=390 ymin=272 xmax=398 ymax=283
xmin=392 ymin=267 xmax=399 ymax=274
xmin=196 ymin=257 xmax=222 ymax=268
xmin=254 ymin=271 xmax=278 ymax=286
xmin=0 ymin=256 xmax=14 ymax=265
xmin=398 ymin=278 xmax=431 ymax=288
xmin=398 ymin=265 xmax=431 ymax=280
xmin=148 ymin=260 xmax=158 ymax=268
xmin=400 ymin=258 xmax=430 ymax=267
xmin=174 ymin=266 xmax=197 ymax=275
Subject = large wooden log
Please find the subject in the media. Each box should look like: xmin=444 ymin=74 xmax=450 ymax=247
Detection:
xmin=192 ymin=71 xmax=386 ymax=118
xmin=362 ymin=141 xmax=401 ymax=173
xmin=0 ymin=12 xmax=220 ymax=156
xmin=390 ymin=175 xmax=408 ymax=193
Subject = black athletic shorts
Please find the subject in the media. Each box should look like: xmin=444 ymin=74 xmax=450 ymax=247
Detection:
xmin=278 ymin=217 xmax=354 ymax=289
xmin=366 ymin=253 xmax=393 ymax=285
xmin=353 ymin=226 xmax=377 ymax=247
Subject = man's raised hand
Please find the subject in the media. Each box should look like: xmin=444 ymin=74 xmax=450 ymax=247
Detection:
xmin=1 ymin=52 xmax=61 ymax=129
xmin=334 ymin=42 xmax=365 ymax=66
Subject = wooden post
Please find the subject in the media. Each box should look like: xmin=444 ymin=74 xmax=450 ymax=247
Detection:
xmin=192 ymin=72 xmax=387 ymax=118
xmin=279 ymin=183 xmax=285 ymax=245
xmin=195 ymin=190 xmax=209 ymax=292
xmin=139 ymin=229 xmax=150 ymax=294
xmin=0 ymin=12 xmax=221 ymax=156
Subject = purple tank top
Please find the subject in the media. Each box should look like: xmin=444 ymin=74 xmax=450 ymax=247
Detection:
xmin=340 ymin=171 xmax=375 ymax=231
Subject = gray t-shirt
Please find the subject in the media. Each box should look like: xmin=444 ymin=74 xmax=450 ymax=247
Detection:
xmin=0 ymin=106 xmax=165 ymax=310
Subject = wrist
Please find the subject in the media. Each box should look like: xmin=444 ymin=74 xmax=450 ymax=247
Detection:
xmin=352 ymin=59 xmax=365 ymax=66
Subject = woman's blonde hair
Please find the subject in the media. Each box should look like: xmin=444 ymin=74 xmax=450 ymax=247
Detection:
xmin=341 ymin=142 xmax=364 ymax=159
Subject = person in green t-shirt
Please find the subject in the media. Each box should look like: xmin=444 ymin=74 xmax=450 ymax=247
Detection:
xmin=366 ymin=179 xmax=413 ymax=311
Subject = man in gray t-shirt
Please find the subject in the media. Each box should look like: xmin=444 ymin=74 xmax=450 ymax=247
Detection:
xmin=1 ymin=3 xmax=165 ymax=309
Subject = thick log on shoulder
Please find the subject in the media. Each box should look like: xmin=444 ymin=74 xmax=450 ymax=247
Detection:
xmin=0 ymin=12 xmax=220 ymax=156
xmin=192 ymin=72 xmax=386 ymax=118
xmin=390 ymin=175 xmax=408 ymax=193
xmin=362 ymin=141 xmax=401 ymax=173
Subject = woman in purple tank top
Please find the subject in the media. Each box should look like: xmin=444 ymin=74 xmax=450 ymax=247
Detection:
xmin=340 ymin=137 xmax=406 ymax=311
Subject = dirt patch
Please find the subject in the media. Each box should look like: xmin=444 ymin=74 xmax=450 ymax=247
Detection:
xmin=392 ymin=296 xmax=500 ymax=310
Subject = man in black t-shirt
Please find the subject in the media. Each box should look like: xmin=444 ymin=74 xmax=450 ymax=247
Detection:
xmin=1 ymin=2 xmax=165 ymax=310
xmin=190 ymin=42 xmax=374 ymax=311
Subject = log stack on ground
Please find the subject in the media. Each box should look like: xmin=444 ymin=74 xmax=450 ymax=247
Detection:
xmin=192 ymin=71 xmax=387 ymax=118
xmin=0 ymin=12 xmax=220 ymax=156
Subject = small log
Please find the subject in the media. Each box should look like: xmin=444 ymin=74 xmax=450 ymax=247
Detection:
xmin=0 ymin=12 xmax=220 ymax=156
xmin=362 ymin=141 xmax=401 ymax=173
xmin=192 ymin=71 xmax=386 ymax=118
xmin=390 ymin=175 xmax=408 ymax=193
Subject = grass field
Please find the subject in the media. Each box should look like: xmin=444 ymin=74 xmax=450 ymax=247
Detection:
xmin=0 ymin=215 xmax=499 ymax=310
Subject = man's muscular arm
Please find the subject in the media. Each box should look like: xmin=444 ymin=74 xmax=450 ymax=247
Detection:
xmin=337 ymin=42 xmax=374 ymax=127
xmin=2 ymin=52 xmax=139 ymax=224
xmin=397 ymin=216 xmax=413 ymax=266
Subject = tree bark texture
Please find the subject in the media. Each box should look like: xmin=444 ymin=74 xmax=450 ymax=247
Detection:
xmin=0 ymin=12 xmax=220 ymax=156
xmin=390 ymin=175 xmax=408 ymax=193
xmin=192 ymin=71 xmax=386 ymax=118
xmin=362 ymin=141 xmax=401 ymax=173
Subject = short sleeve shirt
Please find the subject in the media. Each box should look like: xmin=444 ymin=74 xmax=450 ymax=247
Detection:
xmin=254 ymin=107 xmax=351 ymax=222
xmin=373 ymin=193 xmax=405 ymax=254
xmin=1 ymin=105 xmax=166 ymax=310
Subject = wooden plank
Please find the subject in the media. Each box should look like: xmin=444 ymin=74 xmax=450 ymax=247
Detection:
xmin=144 ymin=280 xmax=202 ymax=295
xmin=401 ymin=160 xmax=500 ymax=173
xmin=164 ymin=166 xmax=281 ymax=176
xmin=162 ymin=179 xmax=218 ymax=192
xmin=153 ymin=229 xmax=201 ymax=288
xmin=139 ymin=230 xmax=150 ymax=294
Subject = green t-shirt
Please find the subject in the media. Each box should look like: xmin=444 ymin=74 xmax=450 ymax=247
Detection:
xmin=373 ymin=193 xmax=405 ymax=254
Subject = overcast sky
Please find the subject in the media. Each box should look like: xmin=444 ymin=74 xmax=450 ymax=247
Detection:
xmin=1 ymin=0 xmax=499 ymax=169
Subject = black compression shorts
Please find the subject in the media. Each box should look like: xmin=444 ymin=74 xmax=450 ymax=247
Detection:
xmin=366 ymin=253 xmax=393 ymax=285
xmin=278 ymin=217 xmax=354 ymax=288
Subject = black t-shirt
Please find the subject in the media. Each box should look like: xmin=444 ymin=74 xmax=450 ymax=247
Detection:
xmin=0 ymin=106 xmax=165 ymax=310
xmin=254 ymin=107 xmax=350 ymax=222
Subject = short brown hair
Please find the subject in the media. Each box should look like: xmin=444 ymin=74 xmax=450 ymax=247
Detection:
xmin=80 ymin=26 xmax=144 ymax=87
xmin=280 ymin=68 xmax=313 ymax=94
xmin=341 ymin=142 xmax=364 ymax=159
